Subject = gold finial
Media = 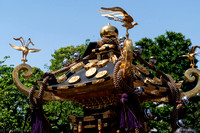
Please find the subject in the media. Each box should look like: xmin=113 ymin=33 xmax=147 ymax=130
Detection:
xmin=100 ymin=23 xmax=118 ymax=38
xmin=180 ymin=46 xmax=200 ymax=68
xmin=181 ymin=52 xmax=199 ymax=68
xmin=9 ymin=37 xmax=41 ymax=63
xmin=99 ymin=7 xmax=138 ymax=39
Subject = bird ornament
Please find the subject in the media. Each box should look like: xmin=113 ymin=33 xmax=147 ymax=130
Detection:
xmin=9 ymin=37 xmax=41 ymax=63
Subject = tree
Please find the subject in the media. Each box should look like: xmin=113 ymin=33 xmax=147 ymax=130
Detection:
xmin=0 ymin=39 xmax=89 ymax=132
xmin=41 ymin=40 xmax=90 ymax=132
xmin=49 ymin=39 xmax=90 ymax=71
xmin=44 ymin=33 xmax=200 ymax=132
xmin=1 ymin=32 xmax=199 ymax=132
xmin=0 ymin=57 xmax=83 ymax=132
xmin=136 ymin=31 xmax=200 ymax=132
xmin=0 ymin=56 xmax=44 ymax=132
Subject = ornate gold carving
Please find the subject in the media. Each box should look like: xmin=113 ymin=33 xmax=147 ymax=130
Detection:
xmin=136 ymin=64 xmax=150 ymax=75
xmin=151 ymin=96 xmax=169 ymax=103
xmin=9 ymin=37 xmax=41 ymax=63
xmin=133 ymin=70 xmax=142 ymax=79
xmin=153 ymin=77 xmax=162 ymax=85
xmin=92 ymin=79 xmax=105 ymax=84
xmin=89 ymin=59 xmax=99 ymax=63
xmin=109 ymin=53 xmax=118 ymax=64
xmin=99 ymin=7 xmax=138 ymax=38
xmin=95 ymin=70 xmax=108 ymax=79
xmin=97 ymin=55 xmax=101 ymax=60
xmin=57 ymin=86 xmax=69 ymax=90
xmin=74 ymin=95 xmax=119 ymax=109
xmin=74 ymin=84 xmax=86 ymax=88
xmin=120 ymin=39 xmax=133 ymax=77
xmin=12 ymin=63 xmax=33 ymax=95
xmin=144 ymin=77 xmax=162 ymax=85
xmin=176 ymin=80 xmax=183 ymax=89
xmin=101 ymin=44 xmax=115 ymax=50
xmin=183 ymin=68 xmax=200 ymax=98
xmin=159 ymin=87 xmax=167 ymax=92
xmin=84 ymin=62 xmax=96 ymax=70
xmin=12 ymin=63 xmax=65 ymax=101
xmin=147 ymin=84 xmax=156 ymax=90
xmin=70 ymin=62 xmax=84 ymax=73
xmin=68 ymin=76 xmax=81 ymax=84
xmin=57 ymin=74 xmax=67 ymax=83
xmin=181 ymin=46 xmax=200 ymax=68
xmin=133 ymin=80 xmax=144 ymax=88
xmin=95 ymin=49 xmax=120 ymax=55
xmin=85 ymin=67 xmax=97 ymax=78
xmin=97 ymin=59 xmax=109 ymax=67
xmin=46 ymin=86 xmax=53 ymax=90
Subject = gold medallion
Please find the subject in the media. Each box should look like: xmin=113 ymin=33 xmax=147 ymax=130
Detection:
xmin=68 ymin=76 xmax=81 ymax=84
xmin=97 ymin=59 xmax=109 ymax=67
xmin=85 ymin=67 xmax=97 ymax=78
xmin=95 ymin=70 xmax=108 ymax=79
xmin=57 ymin=74 xmax=67 ymax=83
xmin=84 ymin=62 xmax=96 ymax=70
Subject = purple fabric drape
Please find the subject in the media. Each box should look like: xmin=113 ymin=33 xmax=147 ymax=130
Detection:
xmin=120 ymin=93 xmax=142 ymax=130
xmin=31 ymin=106 xmax=50 ymax=133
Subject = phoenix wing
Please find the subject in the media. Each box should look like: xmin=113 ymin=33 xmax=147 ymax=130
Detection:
xmin=99 ymin=7 xmax=133 ymax=23
xmin=29 ymin=48 xmax=41 ymax=53
xmin=9 ymin=44 xmax=23 ymax=51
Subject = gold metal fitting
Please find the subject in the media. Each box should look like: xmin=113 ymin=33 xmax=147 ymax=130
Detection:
xmin=68 ymin=76 xmax=81 ymax=84
xmin=100 ymin=23 xmax=118 ymax=38
xmin=85 ymin=67 xmax=97 ymax=78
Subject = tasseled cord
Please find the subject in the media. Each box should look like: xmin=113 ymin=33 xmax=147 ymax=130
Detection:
xmin=30 ymin=105 xmax=50 ymax=133
xmin=120 ymin=93 xmax=142 ymax=132
xmin=29 ymin=86 xmax=50 ymax=133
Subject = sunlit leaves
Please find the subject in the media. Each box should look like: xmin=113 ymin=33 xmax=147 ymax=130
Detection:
xmin=136 ymin=31 xmax=200 ymax=131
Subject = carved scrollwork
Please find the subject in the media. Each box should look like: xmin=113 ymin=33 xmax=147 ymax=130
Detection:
xmin=12 ymin=63 xmax=33 ymax=96
xmin=12 ymin=64 xmax=65 ymax=101
xmin=183 ymin=68 xmax=200 ymax=98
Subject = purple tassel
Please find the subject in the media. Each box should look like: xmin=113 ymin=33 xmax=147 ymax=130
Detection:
xmin=31 ymin=106 xmax=50 ymax=133
xmin=120 ymin=93 xmax=142 ymax=130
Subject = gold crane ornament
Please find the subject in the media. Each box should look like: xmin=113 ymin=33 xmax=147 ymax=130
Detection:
xmin=181 ymin=46 xmax=200 ymax=68
xmin=9 ymin=37 xmax=41 ymax=63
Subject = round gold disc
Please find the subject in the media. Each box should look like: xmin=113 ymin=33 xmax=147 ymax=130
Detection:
xmin=97 ymin=59 xmax=109 ymax=67
xmin=84 ymin=62 xmax=96 ymax=70
xmin=95 ymin=70 xmax=108 ymax=79
xmin=85 ymin=67 xmax=97 ymax=78
xmin=68 ymin=76 xmax=81 ymax=84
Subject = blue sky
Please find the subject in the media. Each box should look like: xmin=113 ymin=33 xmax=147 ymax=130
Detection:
xmin=1 ymin=0 xmax=200 ymax=71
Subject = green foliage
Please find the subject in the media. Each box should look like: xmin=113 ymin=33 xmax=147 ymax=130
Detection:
xmin=136 ymin=31 xmax=200 ymax=131
xmin=0 ymin=39 xmax=88 ymax=132
xmin=43 ymin=101 xmax=83 ymax=132
xmin=0 ymin=57 xmax=83 ymax=132
xmin=1 ymin=33 xmax=200 ymax=132
xmin=180 ymin=96 xmax=200 ymax=129
xmin=49 ymin=39 xmax=90 ymax=71
xmin=136 ymin=31 xmax=191 ymax=81
xmin=44 ymin=40 xmax=90 ymax=132
xmin=0 ymin=56 xmax=44 ymax=132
